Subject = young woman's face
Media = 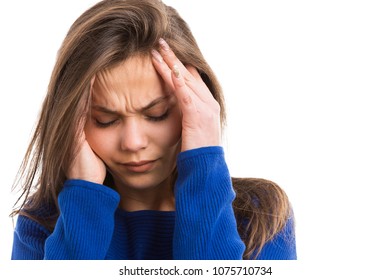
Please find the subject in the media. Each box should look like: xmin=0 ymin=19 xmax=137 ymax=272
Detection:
xmin=85 ymin=55 xmax=182 ymax=194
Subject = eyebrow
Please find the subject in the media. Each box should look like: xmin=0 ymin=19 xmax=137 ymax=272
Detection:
xmin=92 ymin=96 xmax=170 ymax=114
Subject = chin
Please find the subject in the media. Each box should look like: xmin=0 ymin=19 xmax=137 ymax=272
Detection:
xmin=113 ymin=172 xmax=172 ymax=191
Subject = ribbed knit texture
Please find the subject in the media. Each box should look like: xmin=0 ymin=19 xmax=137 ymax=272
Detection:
xmin=174 ymin=147 xmax=245 ymax=259
xmin=107 ymin=210 xmax=175 ymax=260
xmin=11 ymin=146 xmax=296 ymax=260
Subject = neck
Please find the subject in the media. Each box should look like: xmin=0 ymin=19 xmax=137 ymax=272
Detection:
xmin=113 ymin=176 xmax=175 ymax=212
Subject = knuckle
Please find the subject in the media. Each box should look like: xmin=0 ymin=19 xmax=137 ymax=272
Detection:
xmin=181 ymin=93 xmax=193 ymax=105
xmin=184 ymin=73 xmax=195 ymax=84
xmin=161 ymin=48 xmax=175 ymax=60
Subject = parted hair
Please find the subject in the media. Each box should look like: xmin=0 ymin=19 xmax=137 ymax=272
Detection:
xmin=12 ymin=0 xmax=292 ymax=259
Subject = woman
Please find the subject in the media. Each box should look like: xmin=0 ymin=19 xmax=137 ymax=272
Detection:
xmin=11 ymin=0 xmax=296 ymax=260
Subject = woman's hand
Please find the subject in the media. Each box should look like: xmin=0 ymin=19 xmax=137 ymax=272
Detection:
xmin=66 ymin=131 xmax=107 ymax=184
xmin=66 ymin=75 xmax=106 ymax=184
xmin=151 ymin=38 xmax=221 ymax=152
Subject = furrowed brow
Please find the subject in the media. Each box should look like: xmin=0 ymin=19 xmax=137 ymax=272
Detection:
xmin=91 ymin=105 xmax=118 ymax=115
xmin=140 ymin=96 xmax=170 ymax=112
xmin=91 ymin=96 xmax=170 ymax=114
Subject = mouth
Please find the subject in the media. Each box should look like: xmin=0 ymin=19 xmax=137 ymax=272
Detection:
xmin=121 ymin=160 xmax=157 ymax=173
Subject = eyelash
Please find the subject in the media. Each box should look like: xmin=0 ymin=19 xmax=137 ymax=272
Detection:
xmin=94 ymin=111 xmax=170 ymax=128
xmin=146 ymin=111 xmax=170 ymax=122
xmin=95 ymin=119 xmax=118 ymax=128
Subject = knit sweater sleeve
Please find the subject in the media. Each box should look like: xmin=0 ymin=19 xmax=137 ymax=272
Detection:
xmin=11 ymin=180 xmax=120 ymax=260
xmin=173 ymin=146 xmax=245 ymax=259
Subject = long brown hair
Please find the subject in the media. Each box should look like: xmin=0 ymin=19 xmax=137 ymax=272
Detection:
xmin=11 ymin=0 xmax=292 ymax=259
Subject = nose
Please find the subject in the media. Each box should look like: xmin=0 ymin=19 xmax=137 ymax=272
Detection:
xmin=120 ymin=118 xmax=148 ymax=152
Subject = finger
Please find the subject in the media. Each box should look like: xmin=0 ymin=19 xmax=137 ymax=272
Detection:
xmin=156 ymin=39 xmax=215 ymax=104
xmin=151 ymin=49 xmax=195 ymax=115
xmin=185 ymin=66 xmax=216 ymax=103
xmin=151 ymin=49 xmax=175 ymax=91
xmin=157 ymin=38 xmax=192 ymax=81
xmin=170 ymin=64 xmax=198 ymax=113
xmin=151 ymin=41 xmax=199 ymax=110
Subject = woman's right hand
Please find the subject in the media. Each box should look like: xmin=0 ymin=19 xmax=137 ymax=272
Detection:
xmin=66 ymin=132 xmax=107 ymax=184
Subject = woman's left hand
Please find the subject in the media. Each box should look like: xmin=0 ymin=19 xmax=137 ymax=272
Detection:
xmin=151 ymin=38 xmax=221 ymax=152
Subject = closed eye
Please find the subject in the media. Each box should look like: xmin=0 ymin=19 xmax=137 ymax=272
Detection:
xmin=146 ymin=110 xmax=170 ymax=122
xmin=95 ymin=118 xmax=119 ymax=128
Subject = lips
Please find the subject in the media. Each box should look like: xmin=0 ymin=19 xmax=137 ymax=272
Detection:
xmin=122 ymin=160 xmax=157 ymax=173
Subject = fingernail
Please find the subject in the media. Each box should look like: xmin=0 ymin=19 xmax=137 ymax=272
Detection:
xmin=173 ymin=64 xmax=180 ymax=78
xmin=151 ymin=49 xmax=163 ymax=63
xmin=159 ymin=38 xmax=170 ymax=51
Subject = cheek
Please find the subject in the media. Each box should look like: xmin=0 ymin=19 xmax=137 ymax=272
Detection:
xmin=151 ymin=109 xmax=182 ymax=148
xmin=84 ymin=122 xmax=114 ymax=160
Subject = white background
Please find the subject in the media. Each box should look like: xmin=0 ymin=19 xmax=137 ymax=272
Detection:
xmin=1 ymin=0 xmax=389 ymax=278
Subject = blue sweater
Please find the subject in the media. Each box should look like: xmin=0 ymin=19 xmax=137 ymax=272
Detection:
xmin=11 ymin=147 xmax=296 ymax=260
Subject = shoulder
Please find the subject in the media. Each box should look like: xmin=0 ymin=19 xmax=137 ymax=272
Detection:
xmin=232 ymin=177 xmax=290 ymax=213
xmin=12 ymin=213 xmax=52 ymax=257
xmin=14 ymin=214 xmax=52 ymax=238
xmin=256 ymin=214 xmax=297 ymax=260
xmin=231 ymin=177 xmax=295 ymax=259
xmin=17 ymin=195 xmax=59 ymax=233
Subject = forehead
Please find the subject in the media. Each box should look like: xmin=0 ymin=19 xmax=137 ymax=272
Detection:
xmin=91 ymin=55 xmax=168 ymax=110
